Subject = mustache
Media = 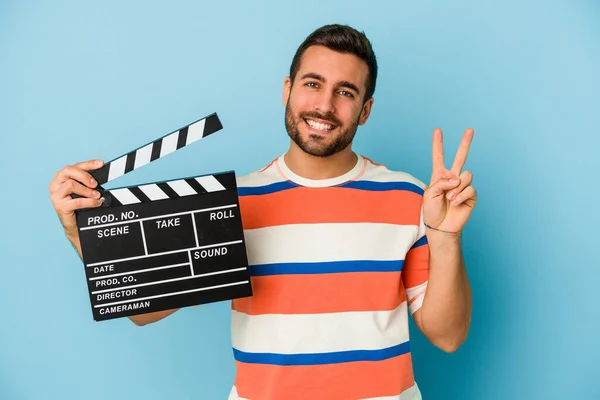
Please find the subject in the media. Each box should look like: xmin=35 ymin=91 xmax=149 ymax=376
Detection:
xmin=299 ymin=111 xmax=342 ymax=127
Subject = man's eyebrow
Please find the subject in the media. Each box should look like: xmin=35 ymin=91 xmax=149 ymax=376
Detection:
xmin=338 ymin=80 xmax=360 ymax=95
xmin=300 ymin=73 xmax=361 ymax=95
xmin=300 ymin=72 xmax=325 ymax=82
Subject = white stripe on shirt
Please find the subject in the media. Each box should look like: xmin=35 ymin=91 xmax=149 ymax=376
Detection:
xmin=231 ymin=303 xmax=409 ymax=355
xmin=228 ymin=383 xmax=422 ymax=400
xmin=244 ymin=223 xmax=419 ymax=265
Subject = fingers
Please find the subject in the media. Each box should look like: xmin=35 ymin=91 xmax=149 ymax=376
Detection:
xmin=445 ymin=170 xmax=472 ymax=204
xmin=431 ymin=128 xmax=445 ymax=173
xmin=49 ymin=161 xmax=104 ymax=212
xmin=450 ymin=128 xmax=474 ymax=175
xmin=48 ymin=160 xmax=104 ymax=237
xmin=450 ymin=185 xmax=477 ymax=207
xmin=53 ymin=179 xmax=102 ymax=201
xmin=426 ymin=171 xmax=476 ymax=208
xmin=50 ymin=179 xmax=104 ymax=214
xmin=62 ymin=196 xmax=105 ymax=212
xmin=50 ymin=181 xmax=104 ymax=235
xmin=49 ymin=160 xmax=103 ymax=192
xmin=426 ymin=176 xmax=461 ymax=198
xmin=73 ymin=159 xmax=105 ymax=171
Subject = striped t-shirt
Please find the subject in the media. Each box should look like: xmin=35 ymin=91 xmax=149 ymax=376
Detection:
xmin=228 ymin=154 xmax=430 ymax=400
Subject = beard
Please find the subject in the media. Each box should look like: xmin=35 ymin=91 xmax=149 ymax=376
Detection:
xmin=285 ymin=97 xmax=359 ymax=157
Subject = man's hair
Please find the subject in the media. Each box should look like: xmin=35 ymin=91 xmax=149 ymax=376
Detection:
xmin=289 ymin=24 xmax=378 ymax=102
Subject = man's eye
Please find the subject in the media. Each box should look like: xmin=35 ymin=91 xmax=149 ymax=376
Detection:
xmin=306 ymin=82 xmax=319 ymax=88
xmin=339 ymin=90 xmax=354 ymax=98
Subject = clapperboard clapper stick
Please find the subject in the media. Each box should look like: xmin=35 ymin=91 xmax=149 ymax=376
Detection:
xmin=74 ymin=113 xmax=252 ymax=322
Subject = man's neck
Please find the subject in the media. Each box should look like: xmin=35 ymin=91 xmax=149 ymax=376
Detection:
xmin=283 ymin=141 xmax=358 ymax=180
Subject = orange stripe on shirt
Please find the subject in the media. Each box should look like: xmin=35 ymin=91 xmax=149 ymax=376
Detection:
xmin=234 ymin=353 xmax=415 ymax=400
xmin=232 ymin=272 xmax=405 ymax=315
xmin=402 ymin=244 xmax=430 ymax=288
xmin=239 ymin=187 xmax=422 ymax=229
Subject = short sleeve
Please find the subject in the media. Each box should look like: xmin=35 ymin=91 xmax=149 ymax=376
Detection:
xmin=402 ymin=207 xmax=430 ymax=315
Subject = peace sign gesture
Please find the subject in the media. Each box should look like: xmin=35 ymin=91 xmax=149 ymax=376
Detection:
xmin=422 ymin=128 xmax=477 ymax=235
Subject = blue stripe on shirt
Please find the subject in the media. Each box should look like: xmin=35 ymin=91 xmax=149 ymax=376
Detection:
xmin=411 ymin=235 xmax=428 ymax=249
xmin=233 ymin=341 xmax=410 ymax=366
xmin=341 ymin=180 xmax=424 ymax=195
xmin=237 ymin=180 xmax=424 ymax=196
xmin=249 ymin=260 xmax=404 ymax=276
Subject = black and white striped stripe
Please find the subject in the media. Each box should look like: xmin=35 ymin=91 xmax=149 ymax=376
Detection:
xmin=90 ymin=113 xmax=222 ymax=186
xmin=108 ymin=173 xmax=231 ymax=206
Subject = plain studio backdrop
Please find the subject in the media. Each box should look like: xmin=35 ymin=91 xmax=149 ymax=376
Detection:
xmin=1 ymin=1 xmax=598 ymax=399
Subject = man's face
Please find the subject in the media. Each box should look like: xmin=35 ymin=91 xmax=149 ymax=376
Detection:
xmin=283 ymin=45 xmax=373 ymax=157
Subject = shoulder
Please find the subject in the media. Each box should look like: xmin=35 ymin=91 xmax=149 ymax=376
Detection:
xmin=360 ymin=155 xmax=427 ymax=192
xmin=235 ymin=157 xmax=286 ymax=189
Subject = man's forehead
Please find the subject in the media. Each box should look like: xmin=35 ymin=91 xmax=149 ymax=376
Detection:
xmin=296 ymin=45 xmax=369 ymax=87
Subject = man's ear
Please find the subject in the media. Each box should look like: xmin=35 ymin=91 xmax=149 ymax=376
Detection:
xmin=282 ymin=76 xmax=291 ymax=106
xmin=358 ymin=97 xmax=374 ymax=125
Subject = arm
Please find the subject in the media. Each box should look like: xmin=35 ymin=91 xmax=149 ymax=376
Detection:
xmin=412 ymin=127 xmax=476 ymax=352
xmin=49 ymin=160 xmax=180 ymax=327
xmin=413 ymin=231 xmax=471 ymax=352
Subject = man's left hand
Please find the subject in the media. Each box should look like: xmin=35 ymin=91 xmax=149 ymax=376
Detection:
xmin=422 ymin=128 xmax=477 ymax=234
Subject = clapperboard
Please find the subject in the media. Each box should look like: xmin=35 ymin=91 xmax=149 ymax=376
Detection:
xmin=75 ymin=113 xmax=252 ymax=321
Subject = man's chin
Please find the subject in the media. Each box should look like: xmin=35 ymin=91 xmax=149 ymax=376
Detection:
xmin=297 ymin=139 xmax=338 ymax=157
xmin=293 ymin=128 xmax=327 ymax=144
xmin=287 ymin=122 xmax=350 ymax=157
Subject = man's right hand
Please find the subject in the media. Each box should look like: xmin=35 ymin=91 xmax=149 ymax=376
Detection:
xmin=48 ymin=159 xmax=105 ymax=252
xmin=49 ymin=159 xmax=182 ymax=326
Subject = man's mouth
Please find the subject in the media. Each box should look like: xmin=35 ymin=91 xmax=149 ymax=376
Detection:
xmin=304 ymin=118 xmax=336 ymax=132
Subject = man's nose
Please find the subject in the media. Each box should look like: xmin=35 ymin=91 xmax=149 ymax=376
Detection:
xmin=314 ymin=90 xmax=335 ymax=115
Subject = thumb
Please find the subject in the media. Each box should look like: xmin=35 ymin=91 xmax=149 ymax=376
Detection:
xmin=426 ymin=177 xmax=461 ymax=197
xmin=73 ymin=159 xmax=105 ymax=171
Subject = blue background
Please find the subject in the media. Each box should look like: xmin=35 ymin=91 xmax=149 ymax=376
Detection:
xmin=1 ymin=0 xmax=599 ymax=399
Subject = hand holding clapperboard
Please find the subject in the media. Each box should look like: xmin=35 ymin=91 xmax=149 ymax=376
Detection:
xmin=49 ymin=113 xmax=252 ymax=321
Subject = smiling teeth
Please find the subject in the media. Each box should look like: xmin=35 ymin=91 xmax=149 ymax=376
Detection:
xmin=306 ymin=119 xmax=333 ymax=131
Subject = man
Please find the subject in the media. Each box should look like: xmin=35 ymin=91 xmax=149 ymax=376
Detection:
xmin=49 ymin=24 xmax=475 ymax=399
